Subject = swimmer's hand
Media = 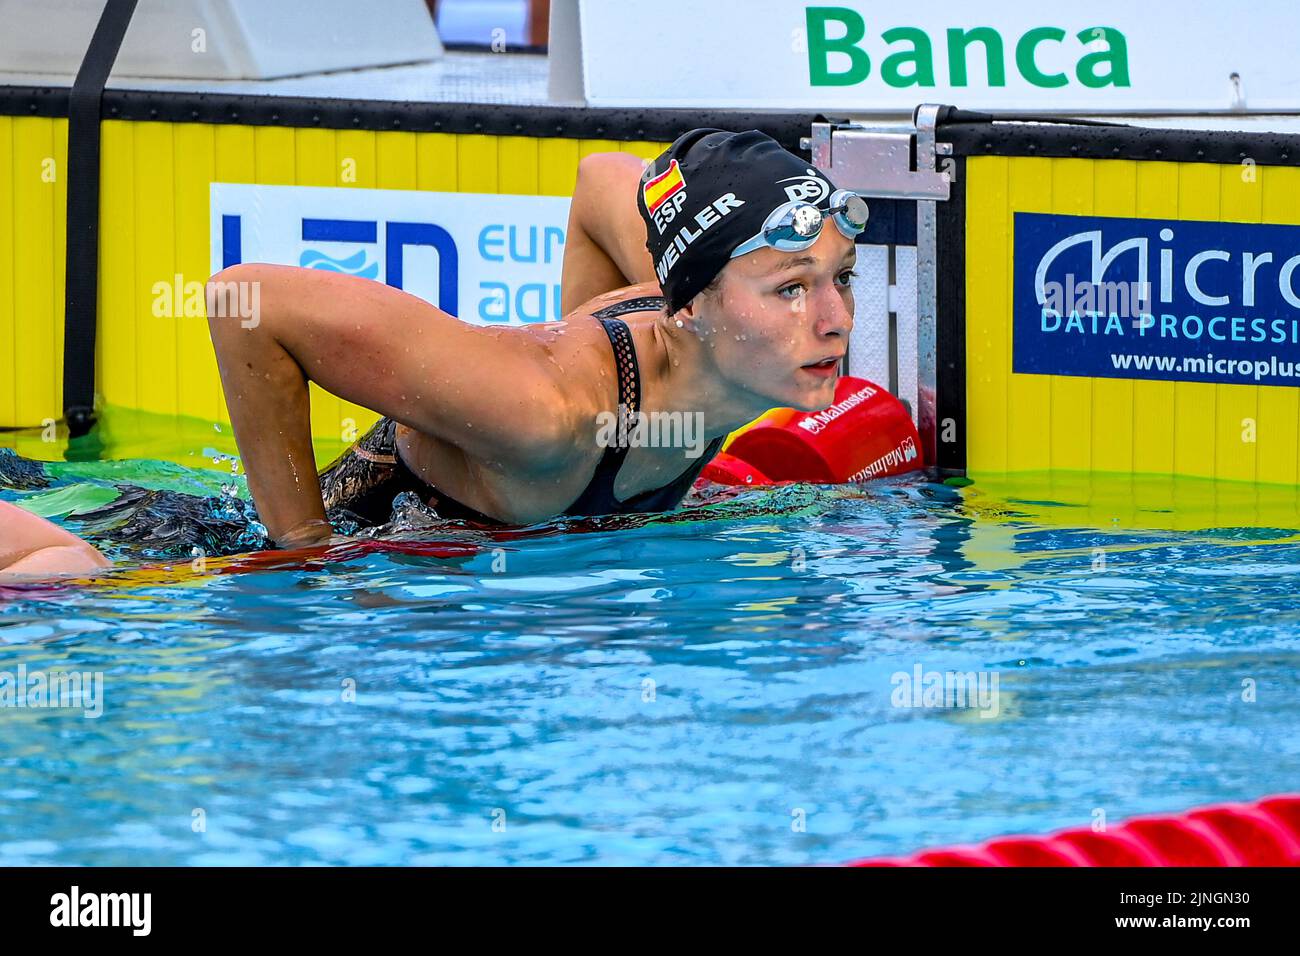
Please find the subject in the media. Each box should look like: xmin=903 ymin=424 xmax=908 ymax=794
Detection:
xmin=273 ymin=518 xmax=353 ymax=550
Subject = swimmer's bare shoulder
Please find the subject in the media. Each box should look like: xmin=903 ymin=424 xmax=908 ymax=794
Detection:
xmin=208 ymin=263 xmax=601 ymax=543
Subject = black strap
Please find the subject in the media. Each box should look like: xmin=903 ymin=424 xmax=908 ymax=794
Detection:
xmin=597 ymin=316 xmax=641 ymax=420
xmin=565 ymin=318 xmax=725 ymax=517
xmin=62 ymin=0 xmax=139 ymax=437
xmin=590 ymin=296 xmax=666 ymax=320
xmin=561 ymin=318 xmax=640 ymax=514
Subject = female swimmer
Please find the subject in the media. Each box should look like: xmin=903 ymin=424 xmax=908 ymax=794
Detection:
xmin=207 ymin=128 xmax=865 ymax=548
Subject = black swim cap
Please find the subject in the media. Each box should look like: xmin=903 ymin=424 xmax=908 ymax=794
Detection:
xmin=636 ymin=128 xmax=844 ymax=314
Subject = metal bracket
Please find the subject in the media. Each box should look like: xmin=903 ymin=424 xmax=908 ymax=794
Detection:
xmin=808 ymin=104 xmax=950 ymax=469
xmin=814 ymin=113 xmax=950 ymax=201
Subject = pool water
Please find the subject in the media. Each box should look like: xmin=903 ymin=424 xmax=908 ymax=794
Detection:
xmin=2 ymin=441 xmax=1300 ymax=865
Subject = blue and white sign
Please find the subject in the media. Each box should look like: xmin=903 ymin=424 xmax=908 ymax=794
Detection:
xmin=1014 ymin=211 xmax=1300 ymax=387
xmin=211 ymin=183 xmax=570 ymax=324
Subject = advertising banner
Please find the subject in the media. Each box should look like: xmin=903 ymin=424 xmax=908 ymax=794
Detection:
xmin=211 ymin=184 xmax=571 ymax=325
xmin=1014 ymin=212 xmax=1300 ymax=388
xmin=569 ymin=0 xmax=1300 ymax=112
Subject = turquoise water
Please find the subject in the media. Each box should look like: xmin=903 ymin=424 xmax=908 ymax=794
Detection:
xmin=2 ymin=454 xmax=1299 ymax=865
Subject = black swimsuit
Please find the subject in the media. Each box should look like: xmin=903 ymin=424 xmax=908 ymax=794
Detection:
xmin=317 ymin=296 xmax=725 ymax=527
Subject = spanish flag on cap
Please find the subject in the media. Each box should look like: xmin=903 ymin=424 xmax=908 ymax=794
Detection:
xmin=643 ymin=159 xmax=686 ymax=216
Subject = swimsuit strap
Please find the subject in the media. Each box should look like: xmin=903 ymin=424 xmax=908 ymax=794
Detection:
xmin=598 ymin=316 xmax=642 ymax=418
xmin=562 ymin=310 xmax=722 ymax=517
xmin=562 ymin=316 xmax=645 ymax=515
xmin=588 ymin=316 xmax=639 ymax=477
xmin=590 ymin=295 xmax=665 ymax=321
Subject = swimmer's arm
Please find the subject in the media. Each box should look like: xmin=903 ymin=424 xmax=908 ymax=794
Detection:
xmin=560 ymin=152 xmax=658 ymax=314
xmin=207 ymin=263 xmax=577 ymax=546
xmin=0 ymin=502 xmax=110 ymax=579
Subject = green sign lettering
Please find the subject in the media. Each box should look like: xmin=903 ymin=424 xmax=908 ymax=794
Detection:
xmin=1016 ymin=27 xmax=1068 ymax=88
xmin=803 ymin=13 xmax=1132 ymax=92
xmin=947 ymin=27 xmax=1006 ymax=87
xmin=881 ymin=27 xmax=936 ymax=87
xmin=1076 ymin=26 xmax=1131 ymax=88
xmin=806 ymin=7 xmax=871 ymax=86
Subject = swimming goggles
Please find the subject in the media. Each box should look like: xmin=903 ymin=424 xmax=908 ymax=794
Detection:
xmin=729 ymin=189 xmax=869 ymax=258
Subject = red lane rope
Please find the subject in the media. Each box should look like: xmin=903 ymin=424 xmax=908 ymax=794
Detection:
xmin=847 ymin=795 xmax=1300 ymax=867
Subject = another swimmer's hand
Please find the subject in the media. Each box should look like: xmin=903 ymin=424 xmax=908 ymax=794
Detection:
xmin=0 ymin=501 xmax=111 ymax=580
xmin=0 ymin=544 xmax=110 ymax=580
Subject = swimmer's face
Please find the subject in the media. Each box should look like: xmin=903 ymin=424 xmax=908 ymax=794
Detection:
xmin=684 ymin=228 xmax=855 ymax=412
